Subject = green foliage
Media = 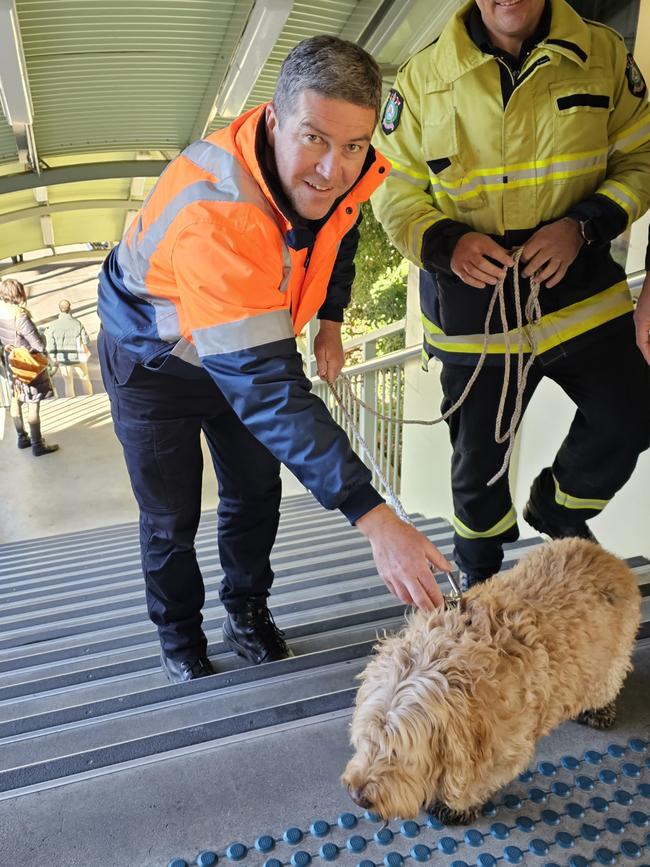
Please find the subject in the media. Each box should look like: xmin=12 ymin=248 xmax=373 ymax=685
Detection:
xmin=345 ymin=202 xmax=407 ymax=345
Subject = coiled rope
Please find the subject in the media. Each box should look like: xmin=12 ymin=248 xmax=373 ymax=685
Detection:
xmin=327 ymin=248 xmax=542 ymax=493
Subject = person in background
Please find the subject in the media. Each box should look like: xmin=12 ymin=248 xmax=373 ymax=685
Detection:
xmin=0 ymin=279 xmax=59 ymax=457
xmin=47 ymin=299 xmax=93 ymax=397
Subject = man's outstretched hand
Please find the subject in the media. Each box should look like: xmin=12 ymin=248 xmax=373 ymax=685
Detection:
xmin=314 ymin=319 xmax=346 ymax=383
xmin=356 ymin=504 xmax=452 ymax=610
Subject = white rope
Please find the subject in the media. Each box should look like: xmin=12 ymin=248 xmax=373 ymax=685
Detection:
xmin=326 ymin=377 xmax=462 ymax=603
xmin=330 ymin=250 xmax=542 ymax=489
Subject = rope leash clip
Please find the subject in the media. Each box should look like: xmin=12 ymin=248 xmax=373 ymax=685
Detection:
xmin=443 ymin=570 xmax=462 ymax=610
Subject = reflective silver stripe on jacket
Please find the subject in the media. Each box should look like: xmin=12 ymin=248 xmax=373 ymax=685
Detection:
xmin=117 ymin=139 xmax=290 ymax=342
xmin=193 ymin=309 xmax=294 ymax=357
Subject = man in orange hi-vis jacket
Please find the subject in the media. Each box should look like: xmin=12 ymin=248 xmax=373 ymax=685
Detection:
xmin=98 ymin=36 xmax=452 ymax=683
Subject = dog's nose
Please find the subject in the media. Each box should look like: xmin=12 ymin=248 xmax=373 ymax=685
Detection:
xmin=349 ymin=788 xmax=372 ymax=809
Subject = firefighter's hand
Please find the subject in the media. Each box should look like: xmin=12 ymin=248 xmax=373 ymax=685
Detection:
xmin=451 ymin=232 xmax=514 ymax=288
xmin=356 ymin=504 xmax=451 ymax=610
xmin=521 ymin=218 xmax=583 ymax=288
xmin=314 ymin=319 xmax=345 ymax=382
xmin=634 ymin=273 xmax=650 ymax=364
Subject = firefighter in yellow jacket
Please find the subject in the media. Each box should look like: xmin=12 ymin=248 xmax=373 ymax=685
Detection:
xmin=373 ymin=0 xmax=650 ymax=586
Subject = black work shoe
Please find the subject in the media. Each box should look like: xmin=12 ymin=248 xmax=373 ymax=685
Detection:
xmin=222 ymin=597 xmax=294 ymax=664
xmin=32 ymin=440 xmax=59 ymax=457
xmin=459 ymin=571 xmax=490 ymax=592
xmin=16 ymin=432 xmax=31 ymax=449
xmin=523 ymin=500 xmax=598 ymax=543
xmin=160 ymin=649 xmax=215 ymax=684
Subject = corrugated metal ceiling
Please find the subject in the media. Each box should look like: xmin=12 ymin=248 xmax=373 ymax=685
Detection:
xmin=1 ymin=0 xmax=639 ymax=263
xmin=17 ymin=0 xmax=254 ymax=155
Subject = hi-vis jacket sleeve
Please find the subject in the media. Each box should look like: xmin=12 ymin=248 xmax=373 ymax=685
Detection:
xmin=567 ymin=37 xmax=650 ymax=242
xmin=371 ymin=65 xmax=460 ymax=268
xmin=172 ymin=216 xmax=384 ymax=523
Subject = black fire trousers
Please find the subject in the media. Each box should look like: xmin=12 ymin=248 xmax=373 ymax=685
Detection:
xmin=99 ymin=331 xmax=282 ymax=660
xmin=440 ymin=317 xmax=650 ymax=580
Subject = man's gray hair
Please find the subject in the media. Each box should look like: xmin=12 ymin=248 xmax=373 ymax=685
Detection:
xmin=59 ymin=299 xmax=71 ymax=313
xmin=273 ymin=36 xmax=382 ymax=123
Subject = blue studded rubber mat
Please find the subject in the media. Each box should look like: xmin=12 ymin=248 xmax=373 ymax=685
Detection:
xmin=167 ymin=738 xmax=650 ymax=867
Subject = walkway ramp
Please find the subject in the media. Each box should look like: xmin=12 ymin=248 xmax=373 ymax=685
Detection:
xmin=0 ymin=493 xmax=648 ymax=867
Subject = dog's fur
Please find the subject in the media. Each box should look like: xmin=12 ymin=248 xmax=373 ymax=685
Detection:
xmin=342 ymin=539 xmax=640 ymax=822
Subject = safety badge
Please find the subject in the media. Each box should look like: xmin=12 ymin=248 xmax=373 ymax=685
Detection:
xmin=626 ymin=54 xmax=647 ymax=98
xmin=381 ymin=89 xmax=404 ymax=135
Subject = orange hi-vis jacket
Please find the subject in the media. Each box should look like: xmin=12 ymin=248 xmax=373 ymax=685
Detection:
xmin=98 ymin=104 xmax=391 ymax=521
xmin=100 ymin=103 xmax=389 ymax=369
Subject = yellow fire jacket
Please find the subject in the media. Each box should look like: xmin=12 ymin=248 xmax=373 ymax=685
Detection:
xmin=372 ymin=0 xmax=650 ymax=364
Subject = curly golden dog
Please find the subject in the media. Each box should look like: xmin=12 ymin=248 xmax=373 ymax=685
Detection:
xmin=342 ymin=539 xmax=640 ymax=824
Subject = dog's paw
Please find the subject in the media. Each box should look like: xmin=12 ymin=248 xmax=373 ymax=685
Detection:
xmin=428 ymin=800 xmax=479 ymax=826
xmin=575 ymin=700 xmax=617 ymax=730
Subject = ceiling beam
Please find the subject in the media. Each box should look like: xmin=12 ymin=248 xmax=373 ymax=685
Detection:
xmin=0 ymin=250 xmax=107 ymax=277
xmin=0 ymin=0 xmax=39 ymax=171
xmin=0 ymin=198 xmax=146 ymax=226
xmin=0 ymin=160 xmax=168 ymax=195
xmin=213 ymin=0 xmax=293 ymax=119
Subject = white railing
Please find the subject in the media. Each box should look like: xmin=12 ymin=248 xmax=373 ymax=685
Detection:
xmin=308 ymin=268 xmax=646 ymax=494
xmin=309 ymin=320 xmax=416 ymax=493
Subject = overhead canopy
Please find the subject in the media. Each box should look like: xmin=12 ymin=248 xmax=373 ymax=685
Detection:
xmin=0 ymin=0 xmax=462 ymax=265
xmin=0 ymin=0 xmax=641 ymax=267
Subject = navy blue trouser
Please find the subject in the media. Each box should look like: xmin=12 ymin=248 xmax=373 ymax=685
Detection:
xmin=440 ymin=317 xmax=650 ymax=580
xmin=99 ymin=331 xmax=282 ymax=659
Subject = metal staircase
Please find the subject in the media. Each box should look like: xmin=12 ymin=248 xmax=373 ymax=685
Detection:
xmin=1 ymin=493 xmax=649 ymax=867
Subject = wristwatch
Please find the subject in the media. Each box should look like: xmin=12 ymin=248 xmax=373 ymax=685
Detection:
xmin=576 ymin=218 xmax=597 ymax=246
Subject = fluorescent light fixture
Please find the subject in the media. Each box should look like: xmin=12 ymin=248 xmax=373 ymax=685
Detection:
xmin=40 ymin=214 xmax=55 ymax=247
xmin=0 ymin=0 xmax=33 ymax=125
xmin=361 ymin=0 xmax=419 ymax=58
xmin=362 ymin=0 xmax=461 ymax=67
xmin=214 ymin=0 xmax=293 ymax=118
xmin=129 ymin=177 xmax=146 ymax=199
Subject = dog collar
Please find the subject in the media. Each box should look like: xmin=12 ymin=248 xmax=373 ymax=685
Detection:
xmin=444 ymin=572 xmax=462 ymax=610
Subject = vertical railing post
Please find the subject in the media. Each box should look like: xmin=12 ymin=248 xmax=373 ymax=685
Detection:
xmin=360 ymin=337 xmax=377 ymax=468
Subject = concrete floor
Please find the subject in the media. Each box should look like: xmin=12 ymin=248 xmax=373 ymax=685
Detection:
xmin=0 ymin=642 xmax=648 ymax=867
xmin=0 ymin=261 xmax=305 ymax=544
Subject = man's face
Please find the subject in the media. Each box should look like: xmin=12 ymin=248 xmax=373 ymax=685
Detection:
xmin=475 ymin=0 xmax=546 ymax=48
xmin=266 ymin=90 xmax=376 ymax=221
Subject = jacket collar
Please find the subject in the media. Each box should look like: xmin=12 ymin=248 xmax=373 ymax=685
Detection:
xmin=432 ymin=0 xmax=592 ymax=83
xmin=466 ymin=0 xmax=551 ymax=67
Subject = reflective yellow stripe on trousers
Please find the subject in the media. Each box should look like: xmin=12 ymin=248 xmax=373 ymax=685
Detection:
xmin=553 ymin=475 xmax=608 ymax=511
xmin=453 ymin=506 xmax=517 ymax=539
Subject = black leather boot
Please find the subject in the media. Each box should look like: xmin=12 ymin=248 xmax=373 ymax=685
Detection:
xmin=16 ymin=432 xmax=31 ymax=449
xmin=523 ymin=500 xmax=598 ymax=543
xmin=29 ymin=422 xmax=59 ymax=457
xmin=459 ymin=571 xmax=491 ymax=592
xmin=160 ymin=649 xmax=215 ymax=684
xmin=222 ymin=596 xmax=293 ymax=664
